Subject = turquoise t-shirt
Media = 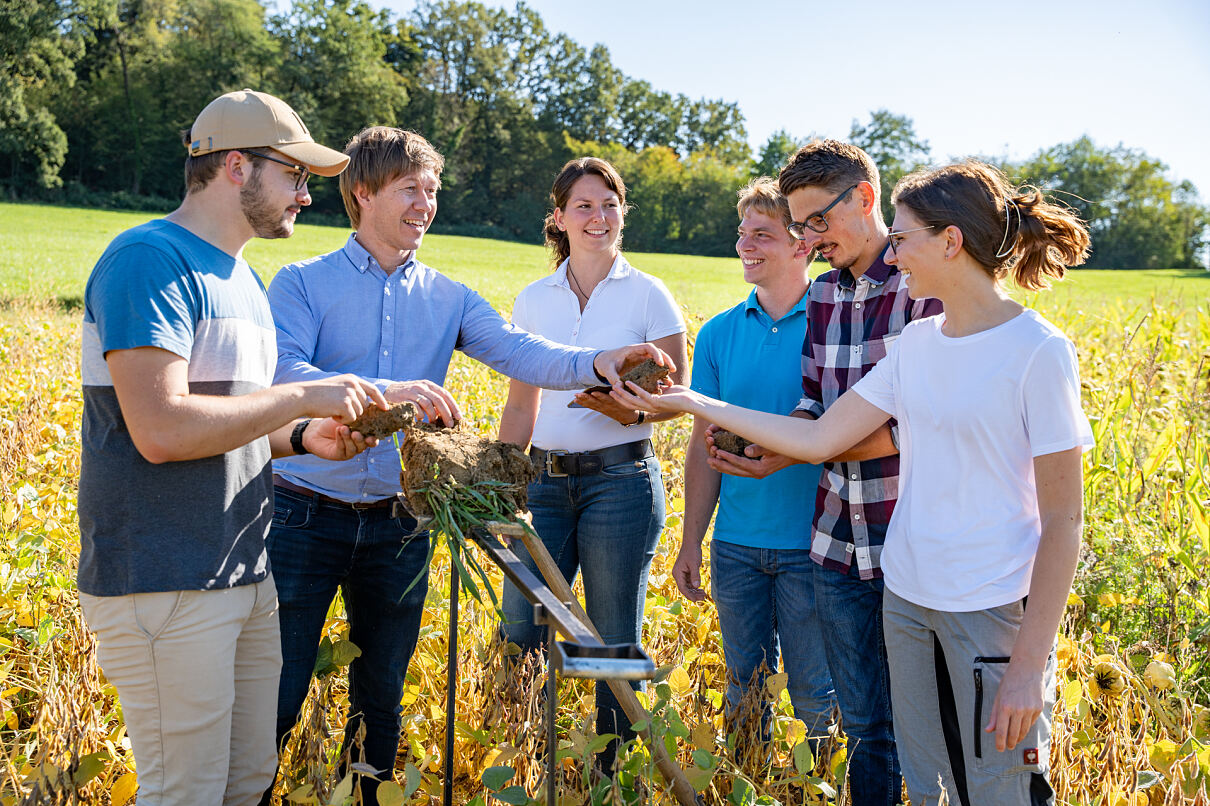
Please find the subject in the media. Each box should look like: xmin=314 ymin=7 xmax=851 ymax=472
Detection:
xmin=690 ymin=288 xmax=823 ymax=549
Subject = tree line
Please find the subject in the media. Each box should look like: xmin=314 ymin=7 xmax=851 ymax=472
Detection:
xmin=3 ymin=0 xmax=1207 ymax=268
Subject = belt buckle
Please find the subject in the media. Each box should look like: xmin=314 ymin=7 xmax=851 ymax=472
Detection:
xmin=545 ymin=450 xmax=569 ymax=478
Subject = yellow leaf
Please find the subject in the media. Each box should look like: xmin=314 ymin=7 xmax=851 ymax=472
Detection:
xmin=668 ymin=666 xmax=693 ymax=697
xmin=765 ymin=672 xmax=788 ymax=699
xmin=690 ymin=721 xmax=714 ymax=751
xmin=376 ymin=781 xmax=405 ymax=806
xmin=1062 ymin=679 xmax=1084 ymax=712
xmin=110 ymin=772 xmax=138 ymax=806
xmin=829 ymin=744 xmax=848 ymax=781
xmin=682 ymin=646 xmax=700 ymax=666
xmin=1066 ymin=592 xmax=1083 ymax=607
xmin=785 ymin=719 xmax=807 ymax=746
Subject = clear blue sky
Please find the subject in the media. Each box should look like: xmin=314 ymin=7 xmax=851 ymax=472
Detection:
xmin=378 ymin=0 xmax=1210 ymax=200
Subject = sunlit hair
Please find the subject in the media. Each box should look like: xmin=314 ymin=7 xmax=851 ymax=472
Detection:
xmin=892 ymin=160 xmax=1090 ymax=290
xmin=340 ymin=126 xmax=444 ymax=229
xmin=777 ymin=139 xmax=881 ymax=216
xmin=543 ymin=157 xmax=628 ymax=267
xmin=736 ymin=176 xmax=793 ymax=234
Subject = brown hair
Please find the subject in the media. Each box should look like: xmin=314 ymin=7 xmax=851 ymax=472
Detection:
xmin=340 ymin=126 xmax=445 ymax=228
xmin=543 ymin=157 xmax=629 ymax=266
xmin=736 ymin=176 xmax=793 ymax=234
xmin=892 ymin=160 xmax=1090 ymax=290
xmin=180 ymin=128 xmax=229 ymax=194
xmin=778 ymin=139 xmax=881 ymax=203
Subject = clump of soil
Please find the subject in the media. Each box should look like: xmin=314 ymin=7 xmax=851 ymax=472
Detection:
xmin=398 ymin=421 xmax=537 ymax=518
xmin=712 ymin=429 xmax=753 ymax=456
xmin=346 ymin=402 xmax=419 ymax=439
xmin=570 ymin=358 xmax=671 ymax=406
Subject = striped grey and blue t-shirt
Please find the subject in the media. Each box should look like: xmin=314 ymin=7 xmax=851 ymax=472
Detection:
xmin=78 ymin=219 xmax=276 ymax=596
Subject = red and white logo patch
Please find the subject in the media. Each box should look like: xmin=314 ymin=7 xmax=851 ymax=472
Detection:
xmin=1023 ymin=747 xmax=1039 ymax=765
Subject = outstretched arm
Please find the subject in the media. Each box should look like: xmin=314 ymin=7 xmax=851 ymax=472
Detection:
xmin=613 ymin=383 xmax=890 ymax=465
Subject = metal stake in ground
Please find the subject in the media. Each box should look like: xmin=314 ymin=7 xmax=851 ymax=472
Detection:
xmin=486 ymin=522 xmax=704 ymax=806
xmin=443 ymin=550 xmax=459 ymax=806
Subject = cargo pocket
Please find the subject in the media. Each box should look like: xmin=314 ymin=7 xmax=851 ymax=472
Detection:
xmin=972 ymin=656 xmax=1046 ymax=777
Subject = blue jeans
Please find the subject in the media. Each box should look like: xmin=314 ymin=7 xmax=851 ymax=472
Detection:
xmin=262 ymin=487 xmax=429 ymax=803
xmin=812 ymin=562 xmax=901 ymax=806
xmin=711 ymin=540 xmax=835 ymax=737
xmin=500 ymin=455 xmax=665 ymax=762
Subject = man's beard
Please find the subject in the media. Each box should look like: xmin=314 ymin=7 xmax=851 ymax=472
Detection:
xmin=240 ymin=168 xmax=292 ymax=239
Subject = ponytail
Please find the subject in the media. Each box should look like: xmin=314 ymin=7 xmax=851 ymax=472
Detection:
xmin=892 ymin=160 xmax=1090 ymax=290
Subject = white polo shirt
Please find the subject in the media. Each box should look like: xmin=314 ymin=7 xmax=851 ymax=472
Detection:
xmin=512 ymin=254 xmax=685 ymax=453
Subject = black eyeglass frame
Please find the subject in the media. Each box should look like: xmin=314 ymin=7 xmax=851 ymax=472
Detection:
xmin=239 ymin=150 xmax=310 ymax=191
xmin=787 ymin=183 xmax=860 ymax=240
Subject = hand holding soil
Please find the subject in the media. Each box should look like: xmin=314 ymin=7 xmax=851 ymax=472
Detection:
xmin=384 ymin=379 xmax=461 ymax=426
xmin=300 ymin=373 xmax=390 ymax=422
xmin=591 ymin=344 xmax=676 ymax=387
xmin=302 ymin=417 xmax=378 ymax=461
xmin=569 ymin=358 xmax=671 ymax=409
xmin=709 ymin=428 xmax=753 ymax=457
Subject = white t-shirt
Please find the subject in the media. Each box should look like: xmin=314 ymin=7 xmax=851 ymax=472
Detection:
xmin=852 ymin=309 xmax=1093 ymax=612
xmin=512 ymin=254 xmax=685 ymax=453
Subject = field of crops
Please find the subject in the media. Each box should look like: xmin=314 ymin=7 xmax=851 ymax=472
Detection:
xmin=1 ymin=202 xmax=1208 ymax=805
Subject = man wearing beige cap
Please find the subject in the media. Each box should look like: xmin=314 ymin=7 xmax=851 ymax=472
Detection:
xmin=77 ymin=89 xmax=388 ymax=806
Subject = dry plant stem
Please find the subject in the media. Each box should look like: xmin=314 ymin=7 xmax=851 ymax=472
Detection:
xmin=512 ymin=526 xmax=702 ymax=806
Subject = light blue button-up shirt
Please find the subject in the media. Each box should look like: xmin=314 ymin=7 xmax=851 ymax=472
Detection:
xmin=269 ymin=234 xmax=602 ymax=502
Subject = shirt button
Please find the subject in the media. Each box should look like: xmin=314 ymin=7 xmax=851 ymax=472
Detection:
xmin=383 ymin=350 xmax=389 ymax=356
xmin=771 ymin=327 xmax=778 ymax=333
xmin=852 ymin=346 xmax=861 ymax=352
xmin=855 ymin=302 xmax=863 ymax=309
xmin=854 ymin=514 xmax=862 ymax=521
xmin=850 ymin=473 xmax=857 ymax=480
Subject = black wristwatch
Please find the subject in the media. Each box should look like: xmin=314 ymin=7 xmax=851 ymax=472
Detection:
xmin=624 ymin=411 xmax=646 ymax=427
xmin=291 ymin=419 xmax=312 ymax=455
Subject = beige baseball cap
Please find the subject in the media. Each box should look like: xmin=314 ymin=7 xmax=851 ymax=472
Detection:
xmin=187 ymin=89 xmax=350 ymax=177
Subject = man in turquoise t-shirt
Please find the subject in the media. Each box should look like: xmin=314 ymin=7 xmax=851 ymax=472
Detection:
xmin=675 ymin=178 xmax=834 ymax=737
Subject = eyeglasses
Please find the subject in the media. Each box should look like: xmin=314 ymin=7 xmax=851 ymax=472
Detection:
xmin=886 ymin=225 xmax=937 ymax=256
xmin=787 ymin=184 xmax=858 ymax=240
xmin=240 ymin=150 xmax=310 ymax=191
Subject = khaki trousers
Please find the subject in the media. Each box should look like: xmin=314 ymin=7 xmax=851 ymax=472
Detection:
xmin=80 ymin=576 xmax=281 ymax=806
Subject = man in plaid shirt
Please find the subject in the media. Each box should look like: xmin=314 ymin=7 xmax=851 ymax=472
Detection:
xmin=714 ymin=140 xmax=939 ymax=804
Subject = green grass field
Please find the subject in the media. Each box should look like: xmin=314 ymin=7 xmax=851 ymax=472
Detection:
xmin=2 ymin=202 xmax=1205 ymax=320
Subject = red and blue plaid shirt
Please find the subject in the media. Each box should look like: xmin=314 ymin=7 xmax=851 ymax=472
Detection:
xmin=794 ymin=254 xmax=942 ymax=579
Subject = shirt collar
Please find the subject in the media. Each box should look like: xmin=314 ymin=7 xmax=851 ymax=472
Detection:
xmin=743 ymin=284 xmax=810 ymax=318
xmin=838 ymin=250 xmax=893 ymax=289
xmin=545 ymin=253 xmax=631 ymax=287
xmin=343 ymin=233 xmax=417 ymax=276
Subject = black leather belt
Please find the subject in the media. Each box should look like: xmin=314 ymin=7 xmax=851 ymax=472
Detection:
xmin=273 ymin=475 xmax=395 ymax=511
xmin=530 ymin=439 xmax=653 ymax=477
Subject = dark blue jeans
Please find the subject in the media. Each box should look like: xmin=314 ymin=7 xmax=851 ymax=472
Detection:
xmin=711 ymin=541 xmax=835 ymax=737
xmin=263 ymin=487 xmax=429 ymax=802
xmin=499 ymin=455 xmax=665 ymax=765
xmin=812 ymin=562 xmax=902 ymax=806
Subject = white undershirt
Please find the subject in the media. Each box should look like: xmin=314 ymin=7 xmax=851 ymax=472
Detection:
xmin=511 ymin=254 xmax=685 ymax=453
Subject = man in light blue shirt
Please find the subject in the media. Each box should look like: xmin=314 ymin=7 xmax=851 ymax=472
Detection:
xmin=674 ymin=178 xmax=834 ymax=738
xmin=261 ymin=126 xmax=664 ymax=803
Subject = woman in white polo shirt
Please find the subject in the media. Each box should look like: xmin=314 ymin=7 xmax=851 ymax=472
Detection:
xmin=615 ymin=160 xmax=1092 ymax=804
xmin=498 ymin=157 xmax=688 ymax=768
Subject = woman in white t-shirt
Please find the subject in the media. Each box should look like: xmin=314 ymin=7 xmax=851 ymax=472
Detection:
xmin=497 ymin=157 xmax=688 ymax=769
xmin=616 ymin=161 xmax=1092 ymax=804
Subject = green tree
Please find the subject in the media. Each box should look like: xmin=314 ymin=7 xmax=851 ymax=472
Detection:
xmin=752 ymin=129 xmax=806 ymax=180
xmin=1015 ymin=136 xmax=1209 ymax=269
xmin=848 ymin=109 xmax=930 ymax=221
xmin=0 ymin=0 xmax=96 ymax=188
